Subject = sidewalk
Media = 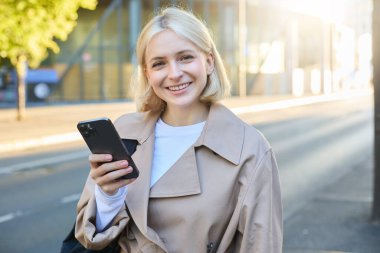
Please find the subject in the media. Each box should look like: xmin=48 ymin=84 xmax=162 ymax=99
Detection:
xmin=284 ymin=156 xmax=380 ymax=253
xmin=1 ymin=90 xmax=379 ymax=252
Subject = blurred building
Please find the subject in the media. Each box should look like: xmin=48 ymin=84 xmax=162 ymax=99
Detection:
xmin=49 ymin=0 xmax=372 ymax=102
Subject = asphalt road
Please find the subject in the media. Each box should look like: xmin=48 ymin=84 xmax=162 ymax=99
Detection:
xmin=0 ymin=95 xmax=373 ymax=253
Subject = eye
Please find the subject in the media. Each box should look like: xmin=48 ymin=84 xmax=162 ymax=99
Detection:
xmin=151 ymin=61 xmax=164 ymax=68
xmin=179 ymin=55 xmax=194 ymax=62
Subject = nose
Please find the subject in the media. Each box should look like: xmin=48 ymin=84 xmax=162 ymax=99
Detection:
xmin=167 ymin=62 xmax=183 ymax=80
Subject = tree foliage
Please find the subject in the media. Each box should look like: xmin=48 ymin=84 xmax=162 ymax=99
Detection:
xmin=0 ymin=0 xmax=97 ymax=68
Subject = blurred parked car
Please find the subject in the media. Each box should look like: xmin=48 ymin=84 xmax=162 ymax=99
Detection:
xmin=0 ymin=67 xmax=59 ymax=102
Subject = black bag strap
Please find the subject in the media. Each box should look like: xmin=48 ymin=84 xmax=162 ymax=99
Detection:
xmin=60 ymin=139 xmax=138 ymax=253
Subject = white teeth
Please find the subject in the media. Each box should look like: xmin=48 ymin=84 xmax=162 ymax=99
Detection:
xmin=168 ymin=82 xmax=190 ymax=91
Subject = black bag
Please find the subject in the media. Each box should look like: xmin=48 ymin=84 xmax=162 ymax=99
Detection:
xmin=60 ymin=139 xmax=138 ymax=253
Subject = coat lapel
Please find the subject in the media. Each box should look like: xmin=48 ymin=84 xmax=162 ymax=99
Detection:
xmin=149 ymin=146 xmax=201 ymax=198
xmin=120 ymin=113 xmax=168 ymax=251
xmin=125 ymin=134 xmax=154 ymax=235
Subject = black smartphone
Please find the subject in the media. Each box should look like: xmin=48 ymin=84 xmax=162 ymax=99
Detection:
xmin=77 ymin=117 xmax=139 ymax=179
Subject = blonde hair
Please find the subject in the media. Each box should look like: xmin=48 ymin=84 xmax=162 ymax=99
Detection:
xmin=133 ymin=7 xmax=230 ymax=113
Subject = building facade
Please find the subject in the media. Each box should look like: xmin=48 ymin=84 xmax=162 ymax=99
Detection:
xmin=50 ymin=0 xmax=372 ymax=102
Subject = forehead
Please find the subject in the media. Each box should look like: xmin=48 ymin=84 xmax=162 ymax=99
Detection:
xmin=145 ymin=30 xmax=199 ymax=60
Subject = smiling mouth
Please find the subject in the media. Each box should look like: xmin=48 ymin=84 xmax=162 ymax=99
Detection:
xmin=167 ymin=82 xmax=191 ymax=91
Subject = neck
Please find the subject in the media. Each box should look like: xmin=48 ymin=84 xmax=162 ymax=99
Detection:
xmin=162 ymin=103 xmax=209 ymax=126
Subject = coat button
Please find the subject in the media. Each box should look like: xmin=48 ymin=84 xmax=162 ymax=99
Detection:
xmin=207 ymin=242 xmax=214 ymax=252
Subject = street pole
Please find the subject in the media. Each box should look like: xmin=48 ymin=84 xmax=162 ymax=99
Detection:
xmin=129 ymin=0 xmax=141 ymax=66
xmin=372 ymin=0 xmax=380 ymax=221
xmin=238 ymin=0 xmax=247 ymax=97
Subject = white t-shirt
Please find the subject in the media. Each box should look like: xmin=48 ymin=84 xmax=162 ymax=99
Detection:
xmin=95 ymin=118 xmax=205 ymax=231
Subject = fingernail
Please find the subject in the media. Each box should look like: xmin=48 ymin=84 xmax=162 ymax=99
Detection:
xmin=120 ymin=160 xmax=128 ymax=166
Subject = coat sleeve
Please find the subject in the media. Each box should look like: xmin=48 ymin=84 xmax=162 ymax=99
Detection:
xmin=75 ymin=175 xmax=130 ymax=250
xmin=234 ymin=149 xmax=283 ymax=253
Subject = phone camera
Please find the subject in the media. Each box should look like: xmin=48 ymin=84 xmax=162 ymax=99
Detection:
xmin=80 ymin=124 xmax=97 ymax=138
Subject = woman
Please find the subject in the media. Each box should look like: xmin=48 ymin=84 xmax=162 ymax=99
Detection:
xmin=75 ymin=7 xmax=283 ymax=253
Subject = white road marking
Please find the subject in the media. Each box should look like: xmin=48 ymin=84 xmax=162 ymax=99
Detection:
xmin=61 ymin=193 xmax=81 ymax=204
xmin=0 ymin=150 xmax=89 ymax=175
xmin=0 ymin=210 xmax=23 ymax=224
xmin=0 ymin=194 xmax=81 ymax=224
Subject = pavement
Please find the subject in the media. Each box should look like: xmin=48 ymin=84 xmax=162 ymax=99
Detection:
xmin=283 ymin=156 xmax=380 ymax=253
xmin=1 ymin=90 xmax=379 ymax=252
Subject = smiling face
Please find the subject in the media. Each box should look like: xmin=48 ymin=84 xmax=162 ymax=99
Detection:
xmin=144 ymin=30 xmax=214 ymax=115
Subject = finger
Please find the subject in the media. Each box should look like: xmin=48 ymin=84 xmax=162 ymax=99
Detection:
xmin=89 ymin=159 xmax=128 ymax=184
xmin=91 ymin=160 xmax=130 ymax=183
xmin=89 ymin=154 xmax=112 ymax=165
xmin=96 ymin=165 xmax=133 ymax=185
xmin=101 ymin=160 xmax=129 ymax=174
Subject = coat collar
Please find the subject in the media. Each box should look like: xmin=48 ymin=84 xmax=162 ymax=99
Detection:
xmin=194 ymin=103 xmax=244 ymax=165
xmin=121 ymin=103 xmax=244 ymax=166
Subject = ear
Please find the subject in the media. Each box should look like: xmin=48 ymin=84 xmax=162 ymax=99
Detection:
xmin=205 ymin=52 xmax=214 ymax=75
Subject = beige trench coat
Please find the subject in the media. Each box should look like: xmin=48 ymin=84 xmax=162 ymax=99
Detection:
xmin=75 ymin=103 xmax=283 ymax=253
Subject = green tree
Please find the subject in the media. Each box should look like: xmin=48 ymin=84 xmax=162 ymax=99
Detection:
xmin=0 ymin=0 xmax=97 ymax=120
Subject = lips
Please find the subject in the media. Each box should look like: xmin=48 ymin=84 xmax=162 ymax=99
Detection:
xmin=167 ymin=82 xmax=191 ymax=91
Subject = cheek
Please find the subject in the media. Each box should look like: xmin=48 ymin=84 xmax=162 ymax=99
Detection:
xmin=147 ymin=71 xmax=164 ymax=87
xmin=192 ymin=65 xmax=208 ymax=86
xmin=148 ymin=80 xmax=162 ymax=98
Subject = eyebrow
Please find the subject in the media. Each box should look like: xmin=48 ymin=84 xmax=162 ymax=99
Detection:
xmin=147 ymin=49 xmax=197 ymax=64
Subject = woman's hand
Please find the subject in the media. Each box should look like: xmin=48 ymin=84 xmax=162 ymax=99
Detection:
xmin=89 ymin=154 xmax=136 ymax=195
